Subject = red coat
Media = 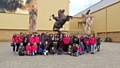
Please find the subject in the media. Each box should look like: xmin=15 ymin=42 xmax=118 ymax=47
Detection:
xmin=14 ymin=35 xmax=19 ymax=44
xmin=63 ymin=36 xmax=70 ymax=45
xmin=26 ymin=44 xmax=32 ymax=53
xmin=19 ymin=35 xmax=23 ymax=43
xmin=29 ymin=36 xmax=35 ymax=44
xmin=84 ymin=38 xmax=90 ymax=46
xmin=12 ymin=35 xmax=16 ymax=43
xmin=90 ymin=36 xmax=96 ymax=45
xmin=35 ymin=36 xmax=40 ymax=43
xmin=31 ymin=45 xmax=38 ymax=52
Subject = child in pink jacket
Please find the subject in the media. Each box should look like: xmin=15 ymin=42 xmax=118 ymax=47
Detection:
xmin=26 ymin=43 xmax=32 ymax=55
xmin=31 ymin=42 xmax=38 ymax=55
xmin=29 ymin=35 xmax=35 ymax=45
xmin=90 ymin=35 xmax=96 ymax=54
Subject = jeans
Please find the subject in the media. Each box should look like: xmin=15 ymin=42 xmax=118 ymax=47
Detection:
xmin=80 ymin=42 xmax=85 ymax=52
xmin=91 ymin=44 xmax=96 ymax=53
xmin=16 ymin=43 xmax=20 ymax=52
xmin=85 ymin=45 xmax=90 ymax=53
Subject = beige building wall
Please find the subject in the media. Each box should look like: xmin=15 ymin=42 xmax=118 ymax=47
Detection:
xmin=69 ymin=17 xmax=83 ymax=33
xmin=107 ymin=2 xmax=120 ymax=32
xmin=0 ymin=13 xmax=29 ymax=29
xmin=0 ymin=13 xmax=29 ymax=41
xmin=91 ymin=9 xmax=106 ymax=33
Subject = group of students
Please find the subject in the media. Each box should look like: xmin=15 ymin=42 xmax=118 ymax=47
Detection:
xmin=11 ymin=32 xmax=101 ymax=56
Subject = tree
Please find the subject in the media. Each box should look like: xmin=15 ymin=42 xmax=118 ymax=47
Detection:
xmin=0 ymin=0 xmax=32 ymax=12
xmin=6 ymin=0 xmax=23 ymax=12
xmin=0 ymin=0 xmax=24 ymax=12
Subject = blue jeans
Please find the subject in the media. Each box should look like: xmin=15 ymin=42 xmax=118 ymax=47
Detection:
xmin=91 ymin=44 xmax=96 ymax=53
xmin=85 ymin=45 xmax=90 ymax=53
xmin=80 ymin=42 xmax=85 ymax=52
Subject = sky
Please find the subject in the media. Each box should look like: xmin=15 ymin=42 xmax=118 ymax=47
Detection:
xmin=69 ymin=0 xmax=102 ymax=16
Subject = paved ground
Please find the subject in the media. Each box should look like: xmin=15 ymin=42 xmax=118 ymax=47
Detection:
xmin=0 ymin=42 xmax=120 ymax=68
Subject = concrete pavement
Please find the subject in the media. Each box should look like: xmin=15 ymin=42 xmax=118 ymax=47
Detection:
xmin=0 ymin=42 xmax=120 ymax=68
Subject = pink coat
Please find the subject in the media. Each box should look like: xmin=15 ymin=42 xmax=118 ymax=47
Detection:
xmin=90 ymin=36 xmax=96 ymax=45
xmin=14 ymin=36 xmax=19 ymax=44
xmin=12 ymin=35 xmax=16 ymax=43
xmin=19 ymin=35 xmax=23 ymax=43
xmin=78 ymin=47 xmax=84 ymax=54
xmin=26 ymin=45 xmax=32 ymax=53
xmin=29 ymin=36 xmax=35 ymax=44
xmin=35 ymin=36 xmax=40 ymax=43
xmin=31 ymin=45 xmax=38 ymax=52
xmin=84 ymin=38 xmax=90 ymax=46
xmin=63 ymin=36 xmax=70 ymax=45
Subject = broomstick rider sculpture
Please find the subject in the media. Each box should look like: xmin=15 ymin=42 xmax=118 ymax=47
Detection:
xmin=82 ymin=9 xmax=93 ymax=34
xmin=29 ymin=5 xmax=37 ymax=33
xmin=51 ymin=9 xmax=72 ymax=32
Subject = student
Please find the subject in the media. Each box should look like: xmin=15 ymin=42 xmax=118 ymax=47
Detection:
xmin=26 ymin=43 xmax=32 ymax=56
xmin=76 ymin=44 xmax=82 ymax=56
xmin=73 ymin=35 xmax=79 ymax=45
xmin=29 ymin=34 xmax=35 ymax=45
xmin=43 ymin=41 xmax=49 ymax=55
xmin=84 ymin=36 xmax=90 ymax=53
xmin=79 ymin=35 xmax=85 ymax=54
xmin=72 ymin=44 xmax=80 ymax=56
xmin=19 ymin=32 xmax=24 ymax=44
xmin=38 ymin=42 xmax=44 ymax=55
xmin=18 ymin=43 xmax=25 ymax=56
xmin=31 ymin=42 xmax=38 ymax=56
xmin=11 ymin=34 xmax=17 ymax=52
xmin=49 ymin=34 xmax=57 ymax=55
xmin=57 ymin=34 xmax=64 ymax=55
xmin=35 ymin=34 xmax=40 ymax=45
xmin=47 ymin=34 xmax=53 ymax=54
xmin=68 ymin=45 xmax=73 ymax=55
xmin=90 ymin=35 xmax=96 ymax=54
xmin=23 ymin=34 xmax=29 ymax=47
xmin=96 ymin=36 xmax=101 ymax=52
xmin=15 ymin=34 xmax=20 ymax=52
xmin=40 ymin=33 xmax=46 ymax=47
xmin=63 ymin=34 xmax=70 ymax=52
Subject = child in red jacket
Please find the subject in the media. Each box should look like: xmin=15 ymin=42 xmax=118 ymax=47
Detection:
xmin=15 ymin=34 xmax=20 ymax=52
xmin=11 ymin=34 xmax=17 ymax=52
xmin=19 ymin=33 xmax=24 ymax=44
xmin=63 ymin=35 xmax=70 ymax=52
xmin=90 ymin=35 xmax=96 ymax=54
xmin=31 ymin=42 xmax=38 ymax=56
xmin=29 ymin=35 xmax=35 ymax=45
xmin=84 ymin=37 xmax=90 ymax=53
xmin=26 ymin=43 xmax=32 ymax=56
xmin=34 ymin=35 xmax=40 ymax=46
